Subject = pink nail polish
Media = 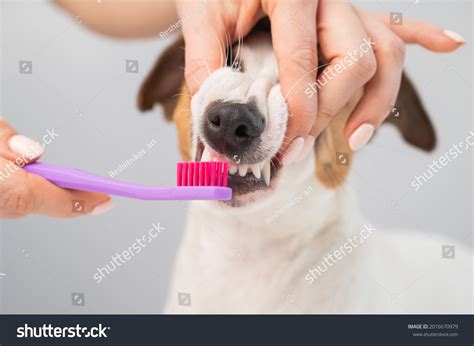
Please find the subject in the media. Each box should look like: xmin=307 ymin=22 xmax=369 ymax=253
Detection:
xmin=349 ymin=124 xmax=375 ymax=151
xmin=8 ymin=135 xmax=45 ymax=159
xmin=282 ymin=137 xmax=305 ymax=166
xmin=294 ymin=136 xmax=316 ymax=163
xmin=91 ymin=200 xmax=116 ymax=216
xmin=443 ymin=30 xmax=465 ymax=44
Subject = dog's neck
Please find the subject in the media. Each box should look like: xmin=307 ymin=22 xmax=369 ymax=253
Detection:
xmin=171 ymin=155 xmax=366 ymax=313
xmin=187 ymin=155 xmax=358 ymax=260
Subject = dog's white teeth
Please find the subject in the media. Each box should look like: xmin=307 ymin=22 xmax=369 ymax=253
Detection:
xmin=201 ymin=146 xmax=210 ymax=162
xmin=229 ymin=159 xmax=272 ymax=181
xmin=250 ymin=164 xmax=261 ymax=179
xmin=262 ymin=161 xmax=271 ymax=186
xmin=238 ymin=164 xmax=248 ymax=177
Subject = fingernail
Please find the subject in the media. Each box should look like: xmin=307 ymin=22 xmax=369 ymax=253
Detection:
xmin=294 ymin=136 xmax=316 ymax=163
xmin=443 ymin=30 xmax=465 ymax=44
xmin=282 ymin=137 xmax=305 ymax=166
xmin=8 ymin=135 xmax=45 ymax=158
xmin=349 ymin=124 xmax=375 ymax=151
xmin=91 ymin=200 xmax=116 ymax=216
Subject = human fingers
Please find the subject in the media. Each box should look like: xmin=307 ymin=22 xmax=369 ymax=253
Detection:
xmin=309 ymin=0 xmax=376 ymax=143
xmin=178 ymin=0 xmax=260 ymax=95
xmin=263 ymin=0 xmax=319 ymax=165
xmin=0 ymin=156 xmax=112 ymax=218
xmin=0 ymin=118 xmax=112 ymax=218
xmin=344 ymin=12 xmax=406 ymax=150
xmin=370 ymin=12 xmax=465 ymax=51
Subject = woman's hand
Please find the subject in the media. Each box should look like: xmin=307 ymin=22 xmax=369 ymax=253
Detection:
xmin=177 ymin=0 xmax=465 ymax=163
xmin=0 ymin=118 xmax=112 ymax=218
xmin=340 ymin=9 xmax=464 ymax=151
xmin=55 ymin=0 xmax=465 ymax=162
xmin=177 ymin=0 xmax=322 ymax=164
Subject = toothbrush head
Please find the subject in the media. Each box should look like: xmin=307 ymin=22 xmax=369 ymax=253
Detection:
xmin=177 ymin=161 xmax=229 ymax=187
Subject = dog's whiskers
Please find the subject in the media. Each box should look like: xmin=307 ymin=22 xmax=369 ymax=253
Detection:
xmin=283 ymin=62 xmax=331 ymax=102
xmin=231 ymin=25 xmax=243 ymax=70
xmin=210 ymin=27 xmax=226 ymax=71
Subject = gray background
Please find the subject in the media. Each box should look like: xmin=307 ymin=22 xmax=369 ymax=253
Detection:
xmin=0 ymin=0 xmax=472 ymax=314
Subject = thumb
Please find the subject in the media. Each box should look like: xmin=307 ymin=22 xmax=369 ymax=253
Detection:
xmin=179 ymin=7 xmax=227 ymax=94
xmin=0 ymin=157 xmax=112 ymax=218
xmin=0 ymin=117 xmax=44 ymax=163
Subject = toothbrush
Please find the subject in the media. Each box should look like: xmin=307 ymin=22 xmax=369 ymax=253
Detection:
xmin=23 ymin=162 xmax=231 ymax=201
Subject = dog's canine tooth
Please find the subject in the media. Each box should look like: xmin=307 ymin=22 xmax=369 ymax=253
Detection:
xmin=229 ymin=165 xmax=237 ymax=175
xmin=238 ymin=164 xmax=248 ymax=177
xmin=250 ymin=163 xmax=261 ymax=179
xmin=201 ymin=146 xmax=210 ymax=162
xmin=262 ymin=160 xmax=271 ymax=186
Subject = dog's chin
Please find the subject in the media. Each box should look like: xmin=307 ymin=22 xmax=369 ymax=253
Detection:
xmin=195 ymin=139 xmax=282 ymax=208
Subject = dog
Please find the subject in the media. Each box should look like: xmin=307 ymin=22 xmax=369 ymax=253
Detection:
xmin=138 ymin=20 xmax=471 ymax=314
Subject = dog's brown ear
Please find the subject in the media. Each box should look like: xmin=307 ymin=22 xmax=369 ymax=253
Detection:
xmin=385 ymin=72 xmax=436 ymax=151
xmin=315 ymin=90 xmax=363 ymax=189
xmin=138 ymin=37 xmax=185 ymax=120
xmin=314 ymin=72 xmax=435 ymax=188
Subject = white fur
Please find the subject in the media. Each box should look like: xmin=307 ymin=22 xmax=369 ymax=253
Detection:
xmin=191 ymin=32 xmax=286 ymax=165
xmin=164 ymin=32 xmax=472 ymax=314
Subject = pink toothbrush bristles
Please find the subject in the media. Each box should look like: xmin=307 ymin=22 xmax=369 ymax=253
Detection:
xmin=177 ymin=162 xmax=229 ymax=187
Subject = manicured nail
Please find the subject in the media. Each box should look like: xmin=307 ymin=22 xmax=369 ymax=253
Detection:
xmin=443 ymin=30 xmax=465 ymax=44
xmin=8 ymin=135 xmax=45 ymax=159
xmin=294 ymin=136 xmax=316 ymax=163
xmin=282 ymin=137 xmax=305 ymax=166
xmin=91 ymin=200 xmax=116 ymax=216
xmin=349 ymin=124 xmax=375 ymax=151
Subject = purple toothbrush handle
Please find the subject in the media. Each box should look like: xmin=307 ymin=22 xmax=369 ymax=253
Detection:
xmin=24 ymin=162 xmax=232 ymax=201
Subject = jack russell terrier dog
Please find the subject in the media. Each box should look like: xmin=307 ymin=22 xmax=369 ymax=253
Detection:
xmin=138 ymin=20 xmax=471 ymax=314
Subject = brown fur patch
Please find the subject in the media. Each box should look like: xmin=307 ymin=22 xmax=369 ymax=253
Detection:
xmin=137 ymin=37 xmax=185 ymax=120
xmin=315 ymin=90 xmax=363 ymax=188
xmin=172 ymin=84 xmax=193 ymax=161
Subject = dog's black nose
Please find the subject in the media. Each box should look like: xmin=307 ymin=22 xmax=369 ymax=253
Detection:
xmin=203 ymin=102 xmax=265 ymax=156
